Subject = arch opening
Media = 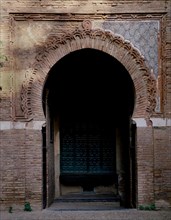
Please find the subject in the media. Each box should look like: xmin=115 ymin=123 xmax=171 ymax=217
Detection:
xmin=43 ymin=48 xmax=135 ymax=119
xmin=43 ymin=48 xmax=136 ymax=208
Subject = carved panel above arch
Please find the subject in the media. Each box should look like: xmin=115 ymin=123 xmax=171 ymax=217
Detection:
xmin=21 ymin=20 xmax=156 ymax=121
xmin=10 ymin=13 xmax=166 ymax=121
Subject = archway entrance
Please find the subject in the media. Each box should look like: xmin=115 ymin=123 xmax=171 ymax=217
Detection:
xmin=43 ymin=48 xmax=135 ymax=208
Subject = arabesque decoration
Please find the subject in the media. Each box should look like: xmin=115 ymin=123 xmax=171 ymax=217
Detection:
xmin=21 ymin=20 xmax=157 ymax=122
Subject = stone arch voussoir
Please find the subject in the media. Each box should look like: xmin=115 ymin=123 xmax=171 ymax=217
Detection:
xmin=21 ymin=20 xmax=156 ymax=122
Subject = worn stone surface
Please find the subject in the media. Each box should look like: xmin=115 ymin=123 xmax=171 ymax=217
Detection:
xmin=1 ymin=209 xmax=171 ymax=220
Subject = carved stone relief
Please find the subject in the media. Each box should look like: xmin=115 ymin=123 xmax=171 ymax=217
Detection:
xmin=10 ymin=13 xmax=166 ymax=122
xmin=21 ymin=21 xmax=156 ymax=122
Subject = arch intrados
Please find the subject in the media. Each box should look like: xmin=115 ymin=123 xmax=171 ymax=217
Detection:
xmin=43 ymin=48 xmax=136 ymax=119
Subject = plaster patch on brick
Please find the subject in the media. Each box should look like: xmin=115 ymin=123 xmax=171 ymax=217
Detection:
xmin=0 ymin=121 xmax=12 ymax=130
xmin=132 ymin=118 xmax=171 ymax=127
xmin=133 ymin=118 xmax=147 ymax=127
xmin=0 ymin=119 xmax=171 ymax=130
xmin=0 ymin=121 xmax=45 ymax=130
xmin=152 ymin=118 xmax=171 ymax=127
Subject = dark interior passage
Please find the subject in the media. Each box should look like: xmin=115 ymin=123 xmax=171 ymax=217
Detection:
xmin=43 ymin=48 xmax=135 ymax=195
xmin=45 ymin=49 xmax=135 ymax=123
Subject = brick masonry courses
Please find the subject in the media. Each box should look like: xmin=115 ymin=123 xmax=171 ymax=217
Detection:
xmin=0 ymin=0 xmax=171 ymax=211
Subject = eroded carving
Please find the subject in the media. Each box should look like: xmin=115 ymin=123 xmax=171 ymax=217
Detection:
xmin=82 ymin=20 xmax=92 ymax=31
xmin=20 ymin=20 xmax=157 ymax=121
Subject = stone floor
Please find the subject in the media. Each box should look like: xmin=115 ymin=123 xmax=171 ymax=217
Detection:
xmin=1 ymin=201 xmax=171 ymax=220
xmin=1 ymin=209 xmax=171 ymax=220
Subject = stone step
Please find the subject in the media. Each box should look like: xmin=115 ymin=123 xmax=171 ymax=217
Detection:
xmin=49 ymin=201 xmax=121 ymax=211
xmin=54 ymin=193 xmax=120 ymax=203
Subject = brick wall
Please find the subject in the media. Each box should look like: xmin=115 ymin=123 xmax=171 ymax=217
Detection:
xmin=0 ymin=0 xmax=170 ymax=210
xmin=153 ymin=127 xmax=171 ymax=208
xmin=137 ymin=128 xmax=154 ymax=205
xmin=0 ymin=129 xmax=42 ymax=210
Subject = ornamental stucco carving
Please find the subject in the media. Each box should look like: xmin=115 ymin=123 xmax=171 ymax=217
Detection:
xmin=20 ymin=20 xmax=157 ymax=122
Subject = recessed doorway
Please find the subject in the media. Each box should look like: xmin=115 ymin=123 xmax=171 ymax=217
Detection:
xmin=43 ymin=48 xmax=136 ymax=208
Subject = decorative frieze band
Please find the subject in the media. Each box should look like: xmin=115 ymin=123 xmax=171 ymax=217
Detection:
xmin=11 ymin=13 xmax=165 ymax=21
